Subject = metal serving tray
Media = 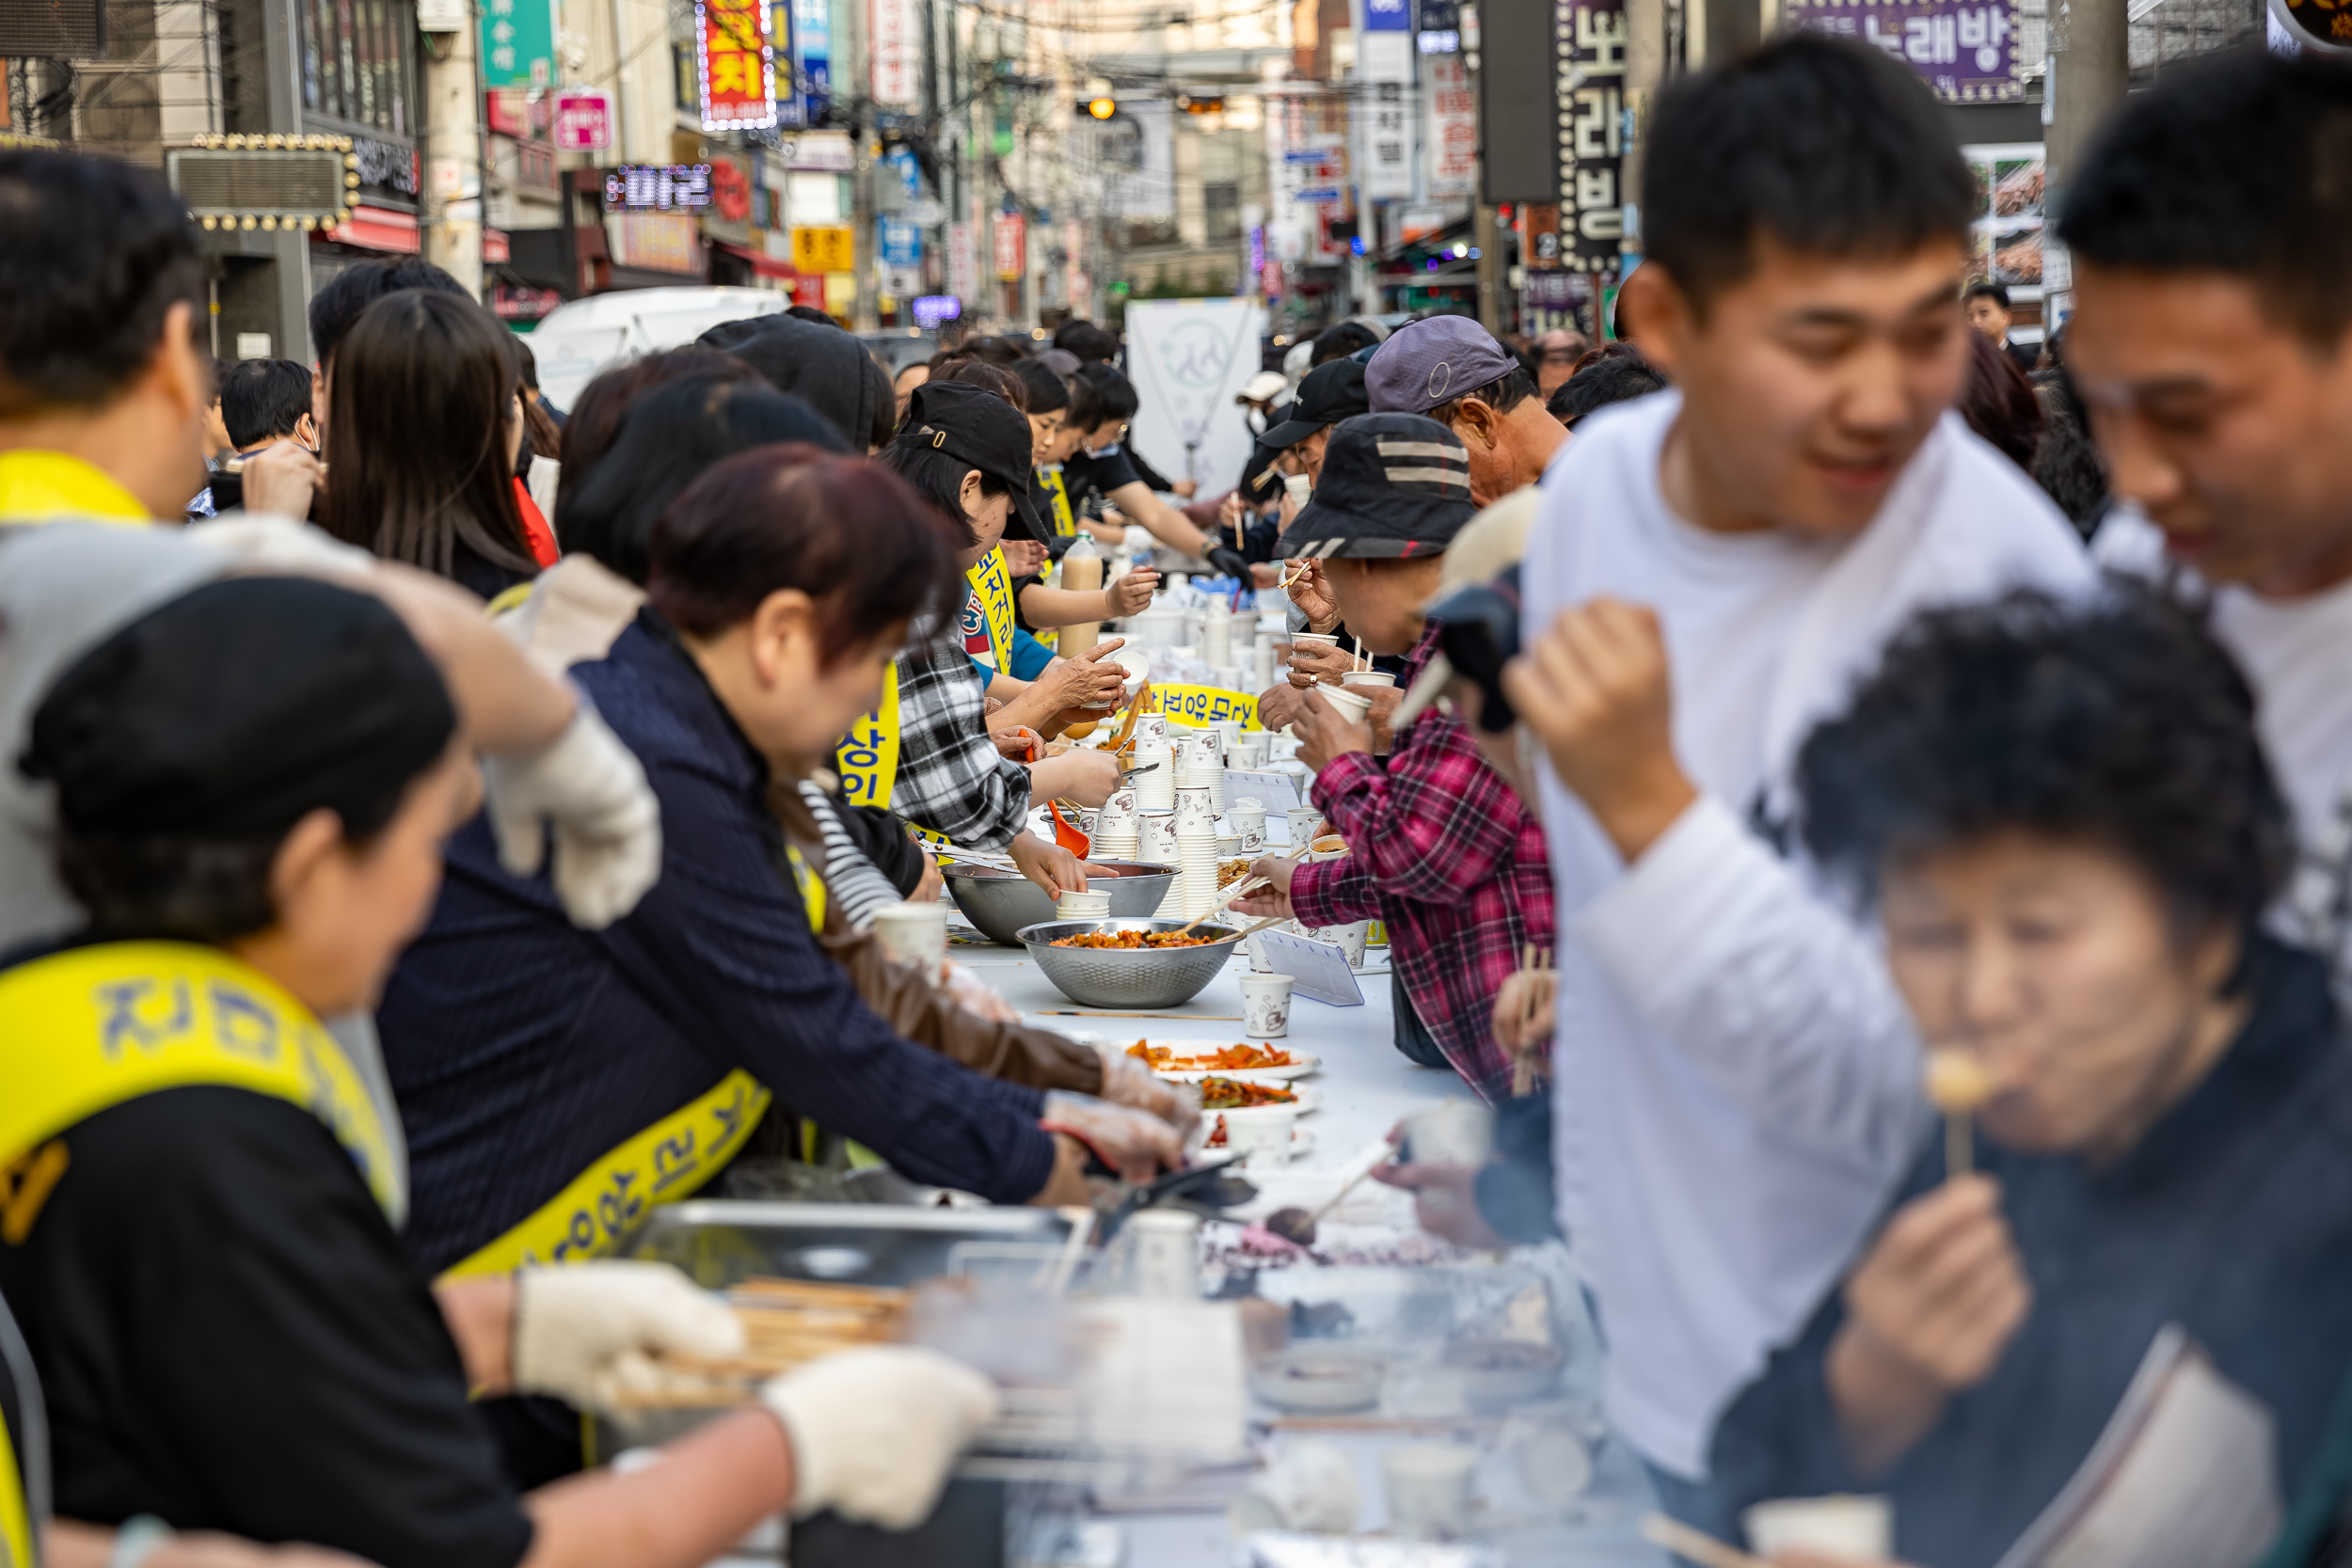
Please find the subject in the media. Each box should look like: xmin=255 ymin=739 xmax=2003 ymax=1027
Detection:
xmin=619 ymin=1198 xmax=1076 ymax=1291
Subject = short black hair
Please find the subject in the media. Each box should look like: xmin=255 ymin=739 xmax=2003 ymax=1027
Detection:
xmin=1547 ymin=342 xmax=1669 ymax=426
xmin=218 ymin=357 xmax=314 ymax=449
xmin=0 ymin=150 xmax=204 ymax=416
xmin=1645 ymin=33 xmax=1973 ymax=309
xmin=1012 ymin=358 xmax=1070 ymax=415
xmin=511 ymin=334 xmax=541 ymax=391
xmin=1797 ymin=587 xmax=2291 ymax=963
xmin=2060 ymin=44 xmax=2352 ymax=346
xmin=1311 ymin=322 xmax=1380 ymax=366
xmin=1053 ymin=320 xmax=1120 ymax=363
xmin=1078 ymin=362 xmax=1139 ymax=424
xmin=1963 ymin=281 xmax=2011 ymax=309
xmin=309 ymin=258 xmax=468 ymax=369
xmin=1066 ymin=365 xmax=1104 ymax=432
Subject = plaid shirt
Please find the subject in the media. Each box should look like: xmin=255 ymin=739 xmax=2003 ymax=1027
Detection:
xmin=1289 ymin=625 xmax=1554 ymax=1101
xmin=889 ymin=626 xmax=1034 ymax=849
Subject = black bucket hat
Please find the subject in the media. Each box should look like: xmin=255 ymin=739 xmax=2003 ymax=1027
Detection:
xmin=1279 ymin=413 xmax=1478 ymax=560
xmin=898 ymin=379 xmax=1050 ymax=542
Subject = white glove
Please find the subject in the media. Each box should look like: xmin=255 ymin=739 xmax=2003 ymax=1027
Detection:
xmin=759 ymin=1347 xmax=999 ymax=1529
xmin=511 ymin=1260 xmax=744 ymax=1408
xmin=484 ymin=698 xmax=662 ymax=928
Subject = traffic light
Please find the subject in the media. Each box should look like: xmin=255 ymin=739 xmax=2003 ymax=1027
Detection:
xmin=1086 ymin=96 xmax=1117 ymax=119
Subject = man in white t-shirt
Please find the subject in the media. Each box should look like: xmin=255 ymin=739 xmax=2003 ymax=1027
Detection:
xmin=1503 ymin=36 xmax=2091 ymax=1486
xmin=2060 ymin=49 xmax=2352 ymax=999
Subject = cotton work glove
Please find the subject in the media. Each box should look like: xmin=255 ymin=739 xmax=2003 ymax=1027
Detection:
xmin=759 ymin=1347 xmax=1000 ymax=1529
xmin=511 ymin=1260 xmax=744 ymax=1408
xmin=485 ymin=698 xmax=662 ymax=928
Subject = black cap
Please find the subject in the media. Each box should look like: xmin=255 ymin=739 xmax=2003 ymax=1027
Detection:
xmin=1279 ymin=414 xmax=1478 ymax=561
xmin=899 ymin=379 xmax=1050 ymax=542
xmin=1262 ymin=359 xmax=1370 ymax=449
xmin=24 ymin=577 xmax=458 ymax=844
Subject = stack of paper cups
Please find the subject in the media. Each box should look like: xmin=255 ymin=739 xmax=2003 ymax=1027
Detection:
xmin=1133 ymin=713 xmax=1169 ymax=750
xmin=1092 ymin=786 xmax=1141 ymax=860
xmin=1211 ymin=719 xmax=1245 ymax=758
xmin=1132 ymin=743 xmax=1175 ymax=810
xmin=1203 ymin=610 xmax=1233 ymax=672
xmin=1253 ymin=630 xmax=1275 ymax=691
xmin=1178 ymin=828 xmax=1222 ymax=918
xmin=1139 ymin=811 xmax=1184 ymax=916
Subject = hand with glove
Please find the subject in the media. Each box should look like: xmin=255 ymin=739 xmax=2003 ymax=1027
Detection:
xmin=508 ymin=1260 xmax=746 ymax=1409
xmin=485 ymin=696 xmax=663 ymax=928
xmin=1204 ymin=545 xmax=1254 ymax=584
xmin=759 ymin=1347 xmax=999 ymax=1529
xmin=1089 ymin=1040 xmax=1202 ymax=1137
xmin=1039 ymin=1089 xmax=1186 ymax=1184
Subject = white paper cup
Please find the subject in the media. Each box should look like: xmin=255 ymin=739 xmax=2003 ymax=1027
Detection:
xmin=1138 ymin=810 xmax=1181 ymax=862
xmin=1221 ymin=1104 xmax=1300 ymax=1168
xmin=1240 ymin=973 xmax=1294 ymax=1038
xmin=1286 ymin=806 xmax=1324 ymax=847
xmin=1232 ymin=805 xmax=1268 ymax=853
xmin=1310 ymin=834 xmax=1349 ymax=863
xmin=1341 ymin=670 xmax=1396 ymax=689
xmin=1742 ymin=1497 xmax=1894 ymax=1560
xmin=1291 ymin=632 xmax=1339 ymax=654
xmin=1318 ymin=686 xmax=1374 ymax=727
xmin=1132 ymin=743 xmax=1175 ymax=810
xmin=1229 ymin=1439 xmax=1360 ymax=1538
xmin=1133 ymin=713 xmax=1169 ymax=747
xmin=1404 ymin=1100 xmax=1496 ymax=1166
xmin=871 ymin=901 xmax=946 ymax=971
xmin=1309 ymin=918 xmax=1369 ymax=969
xmin=1381 ymin=1443 xmax=1478 ymax=1540
xmin=1057 ymin=890 xmax=1113 ymax=921
xmin=1174 ymin=784 xmax=1217 ymax=832
xmin=1126 ymin=1208 xmax=1201 ymax=1300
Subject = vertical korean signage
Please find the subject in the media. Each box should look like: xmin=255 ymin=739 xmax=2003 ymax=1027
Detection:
xmin=993 ymin=213 xmax=1026 ymax=280
xmin=1422 ymin=53 xmax=1475 ymax=198
xmin=1358 ymin=0 xmax=1415 ymax=201
xmin=480 ymin=0 xmax=553 ymax=87
xmin=697 ymin=0 xmax=779 ymax=131
xmin=1781 ymin=0 xmax=2021 ymax=101
xmin=1554 ymin=0 xmax=1626 ymax=271
xmin=791 ymin=0 xmax=829 ymax=121
xmin=870 ymin=0 xmax=921 ymax=108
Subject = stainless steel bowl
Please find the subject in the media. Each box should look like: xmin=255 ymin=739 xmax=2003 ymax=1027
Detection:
xmin=942 ymin=860 xmax=1176 ymax=945
xmin=1016 ymin=916 xmax=1249 ymax=1008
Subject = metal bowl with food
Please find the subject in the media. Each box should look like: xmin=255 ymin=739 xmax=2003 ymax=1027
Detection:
xmin=941 ymin=860 xmax=1176 ymax=945
xmin=1016 ymin=917 xmax=1249 ymax=1008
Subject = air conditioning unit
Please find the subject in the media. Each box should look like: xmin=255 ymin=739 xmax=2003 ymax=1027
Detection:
xmin=0 ymin=0 xmax=103 ymax=58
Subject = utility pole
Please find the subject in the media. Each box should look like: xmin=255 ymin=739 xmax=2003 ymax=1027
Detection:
xmin=2044 ymin=0 xmax=2126 ymax=204
xmin=848 ymin=0 xmax=878 ymax=329
xmin=1472 ymin=201 xmax=1502 ymax=335
xmin=423 ymin=17 xmax=484 ymax=296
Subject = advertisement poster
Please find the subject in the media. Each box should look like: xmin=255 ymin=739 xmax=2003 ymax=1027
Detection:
xmin=1553 ymin=0 xmax=1626 ymax=271
xmin=868 ymin=0 xmax=920 ymax=107
xmin=1124 ymin=299 xmax=1267 ymax=494
xmin=696 ymin=0 xmax=778 ymax=132
xmin=554 ymin=89 xmax=612 ymax=150
xmin=1783 ymin=0 xmax=2024 ymax=102
xmin=1962 ymin=140 xmax=2045 ymax=290
xmin=993 ymin=212 xmax=1026 ymax=280
xmin=1424 ymin=53 xmax=1476 ymax=198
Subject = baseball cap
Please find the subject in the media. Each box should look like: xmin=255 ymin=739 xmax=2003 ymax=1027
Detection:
xmin=1279 ymin=413 xmax=1478 ymax=561
xmin=1365 ymin=315 xmax=1521 ymax=416
xmin=899 ymin=379 xmax=1050 ymax=541
xmin=1239 ymin=371 xmax=1289 ymax=404
xmin=1262 ymin=358 xmax=1371 ymax=448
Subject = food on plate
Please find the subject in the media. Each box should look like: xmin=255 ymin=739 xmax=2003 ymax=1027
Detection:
xmin=1127 ymin=1040 xmax=1296 ymax=1070
xmin=1198 ymin=1076 xmax=1298 ymax=1110
xmin=1924 ymin=1050 xmax=1995 ymax=1113
xmin=1049 ymin=929 xmax=1220 ymax=949
xmin=1218 ymin=857 xmax=1258 ymax=886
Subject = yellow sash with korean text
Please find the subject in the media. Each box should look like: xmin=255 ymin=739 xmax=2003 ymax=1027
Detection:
xmin=1037 ymin=466 xmax=1075 ymax=537
xmin=832 ymin=664 xmax=901 ymax=812
xmin=0 ymin=942 xmax=400 ymax=1221
xmin=440 ymin=850 xmax=831 ymax=1277
xmin=965 ymin=547 xmax=1017 ymax=676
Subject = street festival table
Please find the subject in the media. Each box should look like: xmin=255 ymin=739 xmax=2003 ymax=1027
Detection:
xmin=930 ymin=799 xmax=1670 ymax=1565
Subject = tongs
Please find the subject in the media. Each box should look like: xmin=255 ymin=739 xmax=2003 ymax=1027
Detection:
xmin=1098 ymin=1155 xmax=1256 ymax=1243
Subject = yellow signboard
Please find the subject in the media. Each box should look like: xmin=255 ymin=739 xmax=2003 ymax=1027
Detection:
xmin=791 ymin=225 xmax=856 ymax=274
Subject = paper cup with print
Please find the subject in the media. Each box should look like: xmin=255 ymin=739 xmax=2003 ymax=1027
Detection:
xmin=1240 ymin=973 xmax=1295 ymax=1038
xmin=1309 ymin=918 xmax=1370 ymax=968
xmin=1126 ymin=1208 xmax=1201 ymax=1300
xmin=1286 ymin=807 xmax=1323 ymax=847
xmin=1138 ymin=809 xmax=1182 ymax=863
xmin=871 ymin=901 xmax=947 ymax=972
xmin=1221 ymin=1104 xmax=1300 ymax=1169
xmin=1232 ymin=799 xmax=1268 ymax=853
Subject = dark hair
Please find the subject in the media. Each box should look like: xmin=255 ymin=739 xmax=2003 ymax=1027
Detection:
xmin=930 ymin=358 xmax=1026 ymax=412
xmin=1797 ymin=587 xmax=2291 ymax=965
xmin=880 ymin=435 xmax=1008 ymax=548
xmin=1065 ymin=366 xmax=1104 ymax=432
xmin=1078 ymin=362 xmax=1139 ymax=424
xmin=218 ymin=358 xmax=315 ymax=449
xmin=1547 ymin=342 xmax=1670 ymax=426
xmin=2031 ymin=375 xmax=2110 ymax=538
xmin=1429 ymin=365 xmax=1539 ymax=428
xmin=555 ymin=347 xmax=759 ymax=524
xmin=1012 ymin=358 xmax=1071 ymax=415
xmin=1052 ymin=320 xmax=1121 ymax=363
xmin=511 ymin=334 xmax=542 ymax=391
xmin=648 ymin=446 xmax=964 ymax=661
xmin=561 ymin=376 xmax=849 ymax=583
xmin=965 ymin=335 xmax=1033 ymax=367
xmin=1963 ymin=281 xmax=2011 ymax=309
xmin=785 ymin=304 xmax=841 ymax=326
xmin=1645 ymin=33 xmax=1973 ymax=309
xmin=322 ymin=290 xmax=537 ymax=582
xmin=2061 ymin=45 xmax=2352 ymax=345
xmin=0 ymin=151 xmax=204 ymax=416
xmin=1311 ymin=322 xmax=1380 ymax=366
xmin=309 ymin=258 xmax=468 ymax=370
xmin=1958 ymin=330 xmax=2043 ymax=473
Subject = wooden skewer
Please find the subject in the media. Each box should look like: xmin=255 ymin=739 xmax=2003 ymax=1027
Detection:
xmin=1351 ymin=634 xmax=1363 ymax=669
xmin=1640 ymin=1514 xmax=1772 ymax=1568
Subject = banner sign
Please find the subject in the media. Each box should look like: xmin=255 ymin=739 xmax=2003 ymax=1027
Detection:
xmin=1155 ymin=684 xmax=1261 ymax=730
xmin=480 ymin=0 xmax=552 ymax=87
xmin=554 ymin=89 xmax=612 ymax=150
xmin=696 ymin=0 xmax=778 ymax=132
xmin=1553 ymin=0 xmax=1626 ymax=271
xmin=1783 ymin=0 xmax=2023 ymax=102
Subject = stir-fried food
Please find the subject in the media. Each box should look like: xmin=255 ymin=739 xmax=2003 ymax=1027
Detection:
xmin=1049 ymin=929 xmax=1220 ymax=949
xmin=1198 ymin=1076 xmax=1299 ymax=1110
xmin=1128 ymin=1040 xmax=1297 ymax=1070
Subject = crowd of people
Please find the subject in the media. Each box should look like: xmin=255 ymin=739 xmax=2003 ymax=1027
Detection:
xmin=7 ymin=26 xmax=2352 ymax=1568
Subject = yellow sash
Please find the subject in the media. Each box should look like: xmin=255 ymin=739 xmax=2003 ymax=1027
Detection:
xmin=1037 ymin=466 xmax=1075 ymax=538
xmin=0 ymin=1405 xmax=25 ymax=1568
xmin=0 ymin=450 xmax=150 ymax=524
xmin=832 ymin=664 xmax=901 ymax=813
xmin=965 ymin=548 xmax=1017 ymax=677
xmin=441 ymin=842 xmax=830 ymax=1278
xmin=0 ymin=942 xmax=400 ymax=1219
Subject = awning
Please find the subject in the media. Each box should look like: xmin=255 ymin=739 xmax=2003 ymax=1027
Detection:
xmin=715 ymin=240 xmax=798 ymax=280
xmin=321 ymin=203 xmax=420 ymax=255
